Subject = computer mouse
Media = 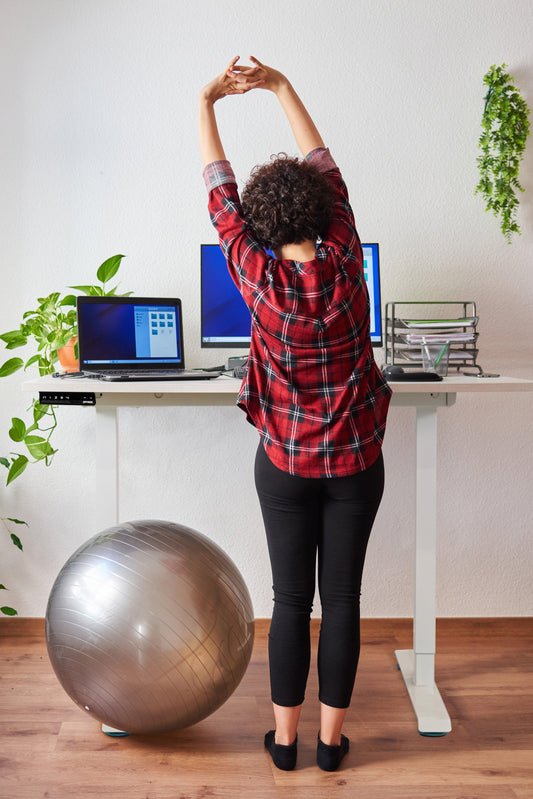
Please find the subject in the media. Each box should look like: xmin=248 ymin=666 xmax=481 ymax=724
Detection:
xmin=382 ymin=364 xmax=405 ymax=379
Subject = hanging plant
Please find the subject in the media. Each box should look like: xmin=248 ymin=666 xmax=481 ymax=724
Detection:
xmin=475 ymin=63 xmax=530 ymax=242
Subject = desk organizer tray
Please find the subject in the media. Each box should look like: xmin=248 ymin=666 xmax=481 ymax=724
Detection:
xmin=383 ymin=301 xmax=482 ymax=374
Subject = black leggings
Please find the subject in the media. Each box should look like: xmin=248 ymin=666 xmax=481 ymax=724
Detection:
xmin=254 ymin=444 xmax=385 ymax=709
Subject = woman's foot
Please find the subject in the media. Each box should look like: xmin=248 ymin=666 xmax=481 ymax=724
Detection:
xmin=316 ymin=733 xmax=349 ymax=771
xmin=264 ymin=730 xmax=298 ymax=771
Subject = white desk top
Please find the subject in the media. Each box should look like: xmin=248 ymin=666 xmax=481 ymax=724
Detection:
xmin=384 ymin=374 xmax=533 ymax=393
xmin=23 ymin=373 xmax=533 ymax=396
xmin=20 ymin=374 xmax=533 ymax=410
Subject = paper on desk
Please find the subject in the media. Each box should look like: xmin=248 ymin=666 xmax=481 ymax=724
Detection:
xmin=402 ymin=332 xmax=476 ymax=344
xmin=397 ymin=317 xmax=478 ymax=329
xmin=400 ymin=349 xmax=476 ymax=361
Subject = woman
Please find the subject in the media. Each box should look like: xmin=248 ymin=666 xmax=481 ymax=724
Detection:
xmin=199 ymin=57 xmax=391 ymax=771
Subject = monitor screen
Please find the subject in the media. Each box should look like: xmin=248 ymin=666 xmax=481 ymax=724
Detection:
xmin=200 ymin=242 xmax=382 ymax=348
xmin=361 ymin=242 xmax=382 ymax=347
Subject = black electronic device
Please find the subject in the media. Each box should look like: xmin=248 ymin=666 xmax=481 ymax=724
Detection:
xmin=39 ymin=391 xmax=96 ymax=406
xmin=382 ymin=365 xmax=442 ymax=382
xmin=76 ymin=295 xmax=220 ymax=381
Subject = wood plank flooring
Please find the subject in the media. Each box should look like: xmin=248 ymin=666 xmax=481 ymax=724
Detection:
xmin=1 ymin=618 xmax=532 ymax=799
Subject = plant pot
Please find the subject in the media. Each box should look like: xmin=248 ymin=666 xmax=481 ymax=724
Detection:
xmin=57 ymin=337 xmax=79 ymax=373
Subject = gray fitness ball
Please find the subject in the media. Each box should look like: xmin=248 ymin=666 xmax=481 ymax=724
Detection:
xmin=45 ymin=520 xmax=255 ymax=734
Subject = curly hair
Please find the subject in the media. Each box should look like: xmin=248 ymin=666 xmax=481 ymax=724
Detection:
xmin=241 ymin=154 xmax=335 ymax=251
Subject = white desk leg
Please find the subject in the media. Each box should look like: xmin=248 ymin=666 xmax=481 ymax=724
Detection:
xmin=95 ymin=406 xmax=119 ymax=529
xmin=395 ymin=404 xmax=452 ymax=736
xmin=95 ymin=407 xmax=129 ymax=737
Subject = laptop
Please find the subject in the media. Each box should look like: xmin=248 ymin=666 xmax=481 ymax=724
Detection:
xmin=77 ymin=296 xmax=221 ymax=381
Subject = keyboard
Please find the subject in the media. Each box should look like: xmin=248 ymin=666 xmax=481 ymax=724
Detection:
xmin=85 ymin=370 xmax=221 ymax=382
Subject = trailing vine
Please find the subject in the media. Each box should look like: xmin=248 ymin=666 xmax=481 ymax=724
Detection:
xmin=475 ymin=64 xmax=530 ymax=242
xmin=0 ymin=508 xmax=26 ymax=616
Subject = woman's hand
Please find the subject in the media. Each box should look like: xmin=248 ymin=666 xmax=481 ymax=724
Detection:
xmin=200 ymin=56 xmax=264 ymax=104
xmin=247 ymin=57 xmax=289 ymax=94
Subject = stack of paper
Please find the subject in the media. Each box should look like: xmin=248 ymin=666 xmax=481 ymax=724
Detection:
xmin=391 ymin=315 xmax=479 ymax=369
xmin=402 ymin=332 xmax=476 ymax=345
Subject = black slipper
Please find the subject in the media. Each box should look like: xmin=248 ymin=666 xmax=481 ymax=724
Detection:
xmin=264 ymin=730 xmax=298 ymax=771
xmin=317 ymin=733 xmax=349 ymax=771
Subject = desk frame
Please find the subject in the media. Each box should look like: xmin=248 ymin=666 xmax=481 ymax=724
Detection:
xmin=24 ymin=374 xmax=533 ymax=736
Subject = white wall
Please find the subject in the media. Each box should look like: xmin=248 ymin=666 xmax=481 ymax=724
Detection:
xmin=1 ymin=0 xmax=532 ymax=618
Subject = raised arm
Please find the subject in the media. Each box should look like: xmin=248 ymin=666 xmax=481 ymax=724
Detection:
xmin=199 ymin=57 xmax=325 ymax=167
xmin=248 ymin=57 xmax=325 ymax=157
xmin=198 ymin=56 xmax=263 ymax=166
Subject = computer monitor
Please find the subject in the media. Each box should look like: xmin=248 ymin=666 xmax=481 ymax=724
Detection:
xmin=361 ymin=242 xmax=382 ymax=347
xmin=200 ymin=242 xmax=383 ymax=348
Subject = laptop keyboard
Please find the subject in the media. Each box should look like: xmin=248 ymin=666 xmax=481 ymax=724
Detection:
xmin=85 ymin=369 xmax=221 ymax=381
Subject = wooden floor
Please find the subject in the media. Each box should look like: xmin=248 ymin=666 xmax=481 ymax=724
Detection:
xmin=1 ymin=617 xmax=532 ymax=799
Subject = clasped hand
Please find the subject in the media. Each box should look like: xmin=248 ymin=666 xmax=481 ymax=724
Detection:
xmin=201 ymin=56 xmax=286 ymax=103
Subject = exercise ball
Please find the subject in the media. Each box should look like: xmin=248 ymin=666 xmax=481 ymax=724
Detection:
xmin=45 ymin=519 xmax=255 ymax=734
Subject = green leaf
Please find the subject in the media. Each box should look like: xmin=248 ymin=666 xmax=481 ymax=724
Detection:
xmin=0 ymin=457 xmax=10 ymax=469
xmin=38 ymin=361 xmax=55 ymax=377
xmin=1 ymin=607 xmax=18 ymax=616
xmin=24 ymin=435 xmax=55 ymax=461
xmin=6 ymin=517 xmax=28 ymax=526
xmin=52 ymin=331 xmax=76 ymax=350
xmin=24 ymin=354 xmax=42 ymax=370
xmin=44 ymin=292 xmax=61 ymax=308
xmin=60 ymin=294 xmax=77 ymax=307
xmin=10 ymin=532 xmax=23 ymax=550
xmin=0 ymin=331 xmax=28 ymax=349
xmin=96 ymin=254 xmax=125 ymax=285
xmin=70 ymin=285 xmax=102 ymax=296
xmin=7 ymin=455 xmax=29 ymax=485
xmin=0 ymin=585 xmax=6 ymax=590
xmin=33 ymin=402 xmax=49 ymax=423
xmin=9 ymin=418 xmax=26 ymax=443
xmin=0 ymin=357 xmax=24 ymax=378
xmin=0 ymin=330 xmax=19 ymax=343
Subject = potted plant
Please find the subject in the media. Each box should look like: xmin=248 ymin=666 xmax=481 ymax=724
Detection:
xmin=0 ymin=254 xmax=130 ymax=485
xmin=0 ymin=255 xmax=132 ymax=615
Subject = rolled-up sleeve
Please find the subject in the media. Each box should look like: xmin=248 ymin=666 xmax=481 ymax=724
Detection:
xmin=304 ymin=147 xmax=338 ymax=173
xmin=203 ymin=160 xmax=237 ymax=191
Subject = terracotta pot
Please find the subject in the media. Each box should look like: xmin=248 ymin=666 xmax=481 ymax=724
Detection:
xmin=57 ymin=336 xmax=79 ymax=373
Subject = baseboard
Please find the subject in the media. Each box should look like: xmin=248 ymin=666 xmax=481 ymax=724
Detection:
xmin=0 ymin=617 xmax=46 ymax=636
xmin=1 ymin=616 xmax=531 ymax=638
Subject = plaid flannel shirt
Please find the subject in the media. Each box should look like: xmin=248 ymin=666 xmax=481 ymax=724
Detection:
xmin=203 ymin=147 xmax=391 ymax=477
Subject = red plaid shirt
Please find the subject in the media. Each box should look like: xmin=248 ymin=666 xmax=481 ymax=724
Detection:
xmin=203 ymin=147 xmax=390 ymax=477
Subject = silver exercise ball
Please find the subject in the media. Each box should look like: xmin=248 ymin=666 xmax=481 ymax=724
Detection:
xmin=45 ymin=520 xmax=255 ymax=734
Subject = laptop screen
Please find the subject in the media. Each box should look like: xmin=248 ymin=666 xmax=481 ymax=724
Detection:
xmin=77 ymin=296 xmax=185 ymax=371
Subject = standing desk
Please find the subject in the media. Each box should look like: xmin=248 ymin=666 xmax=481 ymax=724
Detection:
xmin=23 ymin=373 xmax=533 ymax=735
